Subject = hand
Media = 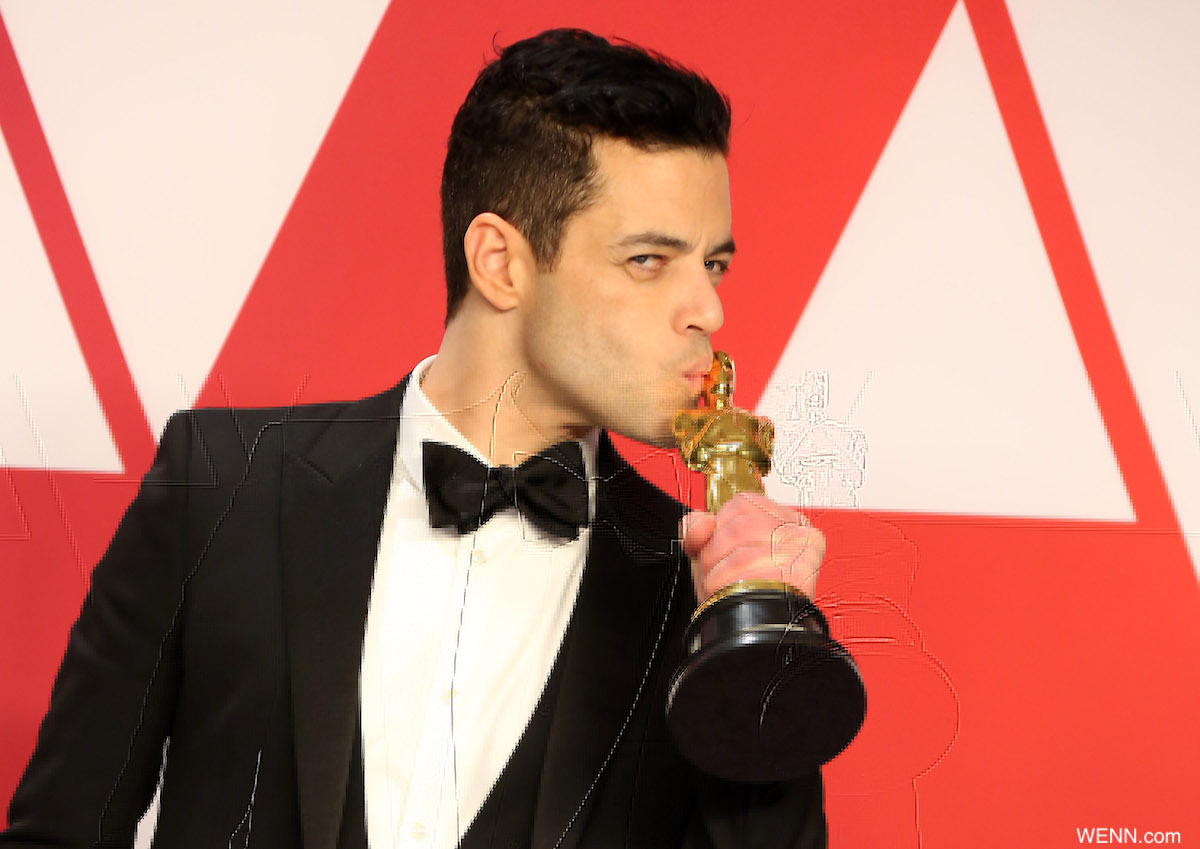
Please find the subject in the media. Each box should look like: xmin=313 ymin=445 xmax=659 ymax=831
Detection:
xmin=679 ymin=492 xmax=824 ymax=602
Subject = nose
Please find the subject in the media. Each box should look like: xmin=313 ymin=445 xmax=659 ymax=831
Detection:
xmin=678 ymin=263 xmax=724 ymax=335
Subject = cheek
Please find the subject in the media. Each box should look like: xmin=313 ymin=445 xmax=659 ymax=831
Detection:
xmin=531 ymin=273 xmax=663 ymax=390
xmin=526 ymin=292 xmax=612 ymax=386
xmin=566 ymin=300 xmax=627 ymax=362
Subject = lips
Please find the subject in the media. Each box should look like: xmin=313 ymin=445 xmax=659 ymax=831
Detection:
xmin=683 ymin=359 xmax=712 ymax=394
xmin=679 ymin=351 xmax=714 ymax=398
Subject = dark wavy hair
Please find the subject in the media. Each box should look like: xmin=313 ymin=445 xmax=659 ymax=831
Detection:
xmin=440 ymin=28 xmax=732 ymax=321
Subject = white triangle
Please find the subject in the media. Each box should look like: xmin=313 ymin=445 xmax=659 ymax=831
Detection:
xmin=758 ymin=3 xmax=1134 ymax=521
xmin=3 ymin=0 xmax=389 ymax=437
xmin=0 ymin=129 xmax=121 ymax=471
xmin=1006 ymin=1 xmax=1200 ymax=567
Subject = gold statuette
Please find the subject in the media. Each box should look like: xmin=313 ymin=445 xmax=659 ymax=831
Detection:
xmin=673 ymin=351 xmax=774 ymax=513
xmin=665 ymin=350 xmax=866 ymax=783
xmin=674 ymin=351 xmax=797 ymax=620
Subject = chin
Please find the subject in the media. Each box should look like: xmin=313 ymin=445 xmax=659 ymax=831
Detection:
xmin=601 ymin=410 xmax=677 ymax=449
xmin=598 ymin=389 xmax=692 ymax=447
xmin=628 ymin=415 xmax=682 ymax=449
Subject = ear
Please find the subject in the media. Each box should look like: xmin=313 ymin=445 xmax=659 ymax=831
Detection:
xmin=463 ymin=212 xmax=535 ymax=311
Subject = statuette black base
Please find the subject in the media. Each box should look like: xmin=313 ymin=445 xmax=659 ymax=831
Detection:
xmin=665 ymin=584 xmax=866 ymax=783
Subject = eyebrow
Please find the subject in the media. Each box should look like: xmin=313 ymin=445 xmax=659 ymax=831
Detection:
xmin=616 ymin=231 xmax=737 ymax=256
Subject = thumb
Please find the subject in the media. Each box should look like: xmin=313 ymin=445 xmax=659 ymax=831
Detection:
xmin=679 ymin=510 xmax=717 ymax=560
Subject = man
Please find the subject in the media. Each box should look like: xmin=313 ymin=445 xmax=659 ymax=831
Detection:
xmin=3 ymin=29 xmax=828 ymax=848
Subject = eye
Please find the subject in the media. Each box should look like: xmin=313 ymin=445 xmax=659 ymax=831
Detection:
xmin=629 ymin=254 xmax=666 ymax=272
xmin=704 ymin=258 xmax=731 ymax=283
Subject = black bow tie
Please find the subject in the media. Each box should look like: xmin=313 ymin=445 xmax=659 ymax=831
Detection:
xmin=422 ymin=440 xmax=589 ymax=541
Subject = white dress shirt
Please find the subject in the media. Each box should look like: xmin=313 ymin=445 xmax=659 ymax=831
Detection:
xmin=360 ymin=356 xmax=597 ymax=849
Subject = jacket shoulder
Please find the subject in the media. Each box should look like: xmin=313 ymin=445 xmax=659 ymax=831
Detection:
xmin=164 ymin=379 xmax=409 ymax=481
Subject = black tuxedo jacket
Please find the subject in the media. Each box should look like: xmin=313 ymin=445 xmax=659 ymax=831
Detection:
xmin=3 ymin=378 xmax=826 ymax=848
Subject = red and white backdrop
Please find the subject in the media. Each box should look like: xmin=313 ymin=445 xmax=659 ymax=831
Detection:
xmin=2 ymin=1 xmax=1197 ymax=845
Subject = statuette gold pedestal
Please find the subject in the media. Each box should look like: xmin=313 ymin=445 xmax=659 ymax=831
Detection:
xmin=666 ymin=352 xmax=866 ymax=782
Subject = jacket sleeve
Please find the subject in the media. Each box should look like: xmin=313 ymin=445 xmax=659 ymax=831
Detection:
xmin=2 ymin=412 xmax=197 ymax=847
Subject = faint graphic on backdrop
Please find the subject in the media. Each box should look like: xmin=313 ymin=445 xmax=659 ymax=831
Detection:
xmin=768 ymin=371 xmax=869 ymax=508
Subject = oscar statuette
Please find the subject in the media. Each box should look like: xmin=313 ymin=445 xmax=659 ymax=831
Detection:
xmin=666 ymin=352 xmax=867 ymax=782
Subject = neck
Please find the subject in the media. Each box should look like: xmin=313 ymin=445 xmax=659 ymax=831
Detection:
xmin=420 ymin=315 xmax=589 ymax=466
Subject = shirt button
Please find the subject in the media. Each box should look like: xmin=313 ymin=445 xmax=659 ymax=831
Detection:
xmin=411 ymin=821 xmax=429 ymax=840
xmin=471 ymin=549 xmax=487 ymax=564
xmin=442 ymin=687 xmax=454 ymax=704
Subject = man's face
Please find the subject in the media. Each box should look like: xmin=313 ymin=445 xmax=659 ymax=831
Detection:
xmin=517 ymin=138 xmax=732 ymax=447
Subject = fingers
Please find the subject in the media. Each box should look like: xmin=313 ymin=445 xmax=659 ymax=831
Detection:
xmin=699 ymin=524 xmax=823 ymax=598
xmin=687 ymin=492 xmax=824 ymax=600
xmin=701 ymin=493 xmax=788 ymax=561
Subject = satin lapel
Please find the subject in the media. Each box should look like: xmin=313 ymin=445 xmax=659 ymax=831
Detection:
xmin=279 ymin=379 xmax=408 ymax=849
xmin=532 ymin=435 xmax=687 ymax=849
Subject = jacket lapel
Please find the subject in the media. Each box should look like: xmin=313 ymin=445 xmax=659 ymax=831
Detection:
xmin=532 ymin=435 xmax=688 ymax=849
xmin=279 ymin=378 xmax=409 ymax=849
xmin=279 ymin=396 xmax=685 ymax=849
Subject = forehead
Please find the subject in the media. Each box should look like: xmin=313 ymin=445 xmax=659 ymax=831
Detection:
xmin=581 ymin=138 xmax=732 ymax=236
